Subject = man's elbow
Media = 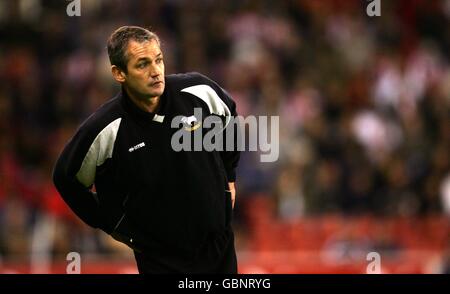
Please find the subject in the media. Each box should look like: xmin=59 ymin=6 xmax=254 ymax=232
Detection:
xmin=52 ymin=157 xmax=67 ymax=193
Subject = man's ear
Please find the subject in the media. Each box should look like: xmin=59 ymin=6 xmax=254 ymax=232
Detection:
xmin=111 ymin=65 xmax=126 ymax=83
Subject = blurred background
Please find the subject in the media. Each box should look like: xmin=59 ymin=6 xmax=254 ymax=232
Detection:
xmin=0 ymin=0 xmax=449 ymax=274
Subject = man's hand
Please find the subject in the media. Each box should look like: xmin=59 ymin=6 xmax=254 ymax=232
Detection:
xmin=228 ymin=182 xmax=236 ymax=209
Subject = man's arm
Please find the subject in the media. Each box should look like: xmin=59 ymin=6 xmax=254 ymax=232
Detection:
xmin=219 ymin=102 xmax=240 ymax=186
xmin=52 ymin=126 xmax=105 ymax=231
xmin=190 ymin=73 xmax=241 ymax=207
xmin=216 ymin=85 xmax=240 ymax=209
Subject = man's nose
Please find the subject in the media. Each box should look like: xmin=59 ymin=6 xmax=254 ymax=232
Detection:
xmin=149 ymin=65 xmax=161 ymax=78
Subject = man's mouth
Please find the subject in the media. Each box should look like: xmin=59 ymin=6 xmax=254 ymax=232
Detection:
xmin=149 ymin=81 xmax=163 ymax=87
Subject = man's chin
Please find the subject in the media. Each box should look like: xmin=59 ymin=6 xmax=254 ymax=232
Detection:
xmin=150 ymin=90 xmax=164 ymax=98
xmin=142 ymin=89 xmax=164 ymax=98
xmin=146 ymin=85 xmax=164 ymax=97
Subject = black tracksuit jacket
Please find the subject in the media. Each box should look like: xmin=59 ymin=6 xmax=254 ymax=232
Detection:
xmin=53 ymin=72 xmax=240 ymax=272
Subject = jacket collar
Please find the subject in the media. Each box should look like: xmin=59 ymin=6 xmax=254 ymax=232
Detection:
xmin=120 ymin=87 xmax=167 ymax=122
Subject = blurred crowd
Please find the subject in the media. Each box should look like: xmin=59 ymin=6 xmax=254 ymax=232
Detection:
xmin=0 ymin=0 xmax=449 ymax=268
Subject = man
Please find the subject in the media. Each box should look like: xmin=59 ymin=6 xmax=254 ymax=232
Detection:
xmin=53 ymin=26 xmax=240 ymax=273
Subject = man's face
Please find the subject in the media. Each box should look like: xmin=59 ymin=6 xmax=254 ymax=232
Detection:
xmin=123 ymin=39 xmax=165 ymax=99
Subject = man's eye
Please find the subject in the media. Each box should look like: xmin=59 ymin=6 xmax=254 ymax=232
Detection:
xmin=138 ymin=62 xmax=147 ymax=68
xmin=156 ymin=58 xmax=163 ymax=64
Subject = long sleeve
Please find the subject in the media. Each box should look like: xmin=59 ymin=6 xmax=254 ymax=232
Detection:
xmin=219 ymin=92 xmax=240 ymax=182
xmin=191 ymin=73 xmax=241 ymax=182
xmin=209 ymin=84 xmax=240 ymax=183
xmin=52 ymin=125 xmax=104 ymax=231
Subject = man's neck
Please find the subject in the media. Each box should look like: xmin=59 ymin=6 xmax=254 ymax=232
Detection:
xmin=125 ymin=88 xmax=160 ymax=113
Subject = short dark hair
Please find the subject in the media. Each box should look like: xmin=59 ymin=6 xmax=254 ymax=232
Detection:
xmin=107 ymin=26 xmax=160 ymax=72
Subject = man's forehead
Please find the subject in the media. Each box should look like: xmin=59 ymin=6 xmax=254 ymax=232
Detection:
xmin=127 ymin=39 xmax=161 ymax=59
